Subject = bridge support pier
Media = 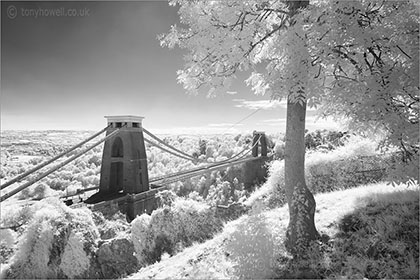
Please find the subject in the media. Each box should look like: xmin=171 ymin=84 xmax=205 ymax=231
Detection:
xmin=244 ymin=131 xmax=271 ymax=189
xmin=125 ymin=191 xmax=158 ymax=221
xmin=86 ymin=116 xmax=157 ymax=220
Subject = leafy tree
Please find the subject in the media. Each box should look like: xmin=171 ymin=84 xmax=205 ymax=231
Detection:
xmin=305 ymin=0 xmax=419 ymax=182
xmin=159 ymin=0 xmax=419 ymax=257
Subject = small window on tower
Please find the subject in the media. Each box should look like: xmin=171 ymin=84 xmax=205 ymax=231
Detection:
xmin=132 ymin=122 xmax=139 ymax=128
xmin=116 ymin=122 xmax=122 ymax=128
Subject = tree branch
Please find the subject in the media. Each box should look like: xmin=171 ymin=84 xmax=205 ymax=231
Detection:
xmin=332 ymin=47 xmax=363 ymax=73
xmin=0 ymin=222 xmax=25 ymax=231
xmin=396 ymin=45 xmax=412 ymax=59
xmin=244 ymin=17 xmax=287 ymax=58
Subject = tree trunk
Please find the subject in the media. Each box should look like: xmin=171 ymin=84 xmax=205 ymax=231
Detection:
xmin=282 ymin=0 xmax=319 ymax=259
xmin=284 ymin=99 xmax=319 ymax=257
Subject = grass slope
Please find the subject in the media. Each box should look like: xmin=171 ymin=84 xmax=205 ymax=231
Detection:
xmin=127 ymin=182 xmax=419 ymax=279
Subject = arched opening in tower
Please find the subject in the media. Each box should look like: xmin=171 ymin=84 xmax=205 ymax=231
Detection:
xmin=111 ymin=137 xmax=124 ymax=157
xmin=110 ymin=137 xmax=124 ymax=192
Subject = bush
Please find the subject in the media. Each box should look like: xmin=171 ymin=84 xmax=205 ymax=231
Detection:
xmin=273 ymin=139 xmax=285 ymax=159
xmin=19 ymin=183 xmax=57 ymax=200
xmin=92 ymin=211 xmax=130 ymax=240
xmin=306 ymin=136 xmax=387 ymax=192
xmin=306 ymin=154 xmax=387 ymax=193
xmin=0 ymin=205 xmax=33 ymax=236
xmin=0 ymin=229 xmax=16 ymax=264
xmin=245 ymin=160 xmax=286 ymax=209
xmin=3 ymin=198 xmax=99 ymax=279
xmin=131 ymin=198 xmax=223 ymax=266
xmin=305 ymin=130 xmax=350 ymax=150
xmin=246 ymin=136 xmax=388 ymax=209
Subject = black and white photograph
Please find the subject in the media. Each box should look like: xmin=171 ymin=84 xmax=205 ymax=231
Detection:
xmin=1 ymin=0 xmax=418 ymax=278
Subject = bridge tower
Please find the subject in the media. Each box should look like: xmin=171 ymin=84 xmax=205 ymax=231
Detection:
xmin=86 ymin=115 xmax=156 ymax=220
xmin=99 ymin=115 xmax=149 ymax=195
xmin=84 ymin=115 xmax=149 ymax=206
xmin=252 ymin=131 xmax=268 ymax=157
xmin=243 ymin=131 xmax=269 ymax=190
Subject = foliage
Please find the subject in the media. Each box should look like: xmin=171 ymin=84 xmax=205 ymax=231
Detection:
xmin=245 ymin=160 xmax=286 ymax=209
xmin=1 ymin=131 xmax=265 ymax=205
xmin=3 ymin=198 xmax=99 ymax=279
xmin=308 ymin=0 xmax=419 ymax=167
xmin=204 ymin=175 xmax=247 ymax=206
xmin=131 ymin=197 xmax=223 ymax=266
xmin=246 ymin=135 xmax=389 ymax=208
xmin=0 ymin=229 xmax=16 ymax=264
xmin=91 ymin=211 xmax=130 ymax=240
xmin=305 ymin=136 xmax=388 ymax=192
xmin=19 ymin=183 xmax=56 ymax=200
xmin=59 ymin=232 xmax=91 ymax=278
xmin=273 ymin=138 xmax=285 ymax=159
xmin=304 ymin=130 xmax=350 ymax=150
xmin=322 ymin=187 xmax=419 ymax=279
xmin=0 ymin=205 xmax=33 ymax=236
xmin=160 ymin=0 xmax=419 ymax=184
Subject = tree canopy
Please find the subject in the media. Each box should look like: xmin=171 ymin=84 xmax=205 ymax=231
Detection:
xmin=160 ymin=0 xmax=419 ymax=182
xmin=160 ymin=0 xmax=419 ymax=257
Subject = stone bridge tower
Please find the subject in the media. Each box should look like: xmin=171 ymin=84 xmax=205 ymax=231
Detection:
xmin=98 ymin=115 xmax=149 ymax=195
xmin=86 ymin=115 xmax=156 ymax=219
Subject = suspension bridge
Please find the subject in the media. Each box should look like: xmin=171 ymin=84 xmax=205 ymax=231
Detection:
xmin=0 ymin=116 xmax=270 ymax=221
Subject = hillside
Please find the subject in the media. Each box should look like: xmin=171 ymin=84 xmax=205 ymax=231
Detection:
xmin=128 ymin=182 xmax=419 ymax=279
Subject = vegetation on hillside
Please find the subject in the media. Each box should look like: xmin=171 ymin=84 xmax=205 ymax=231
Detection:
xmin=0 ymin=131 xmax=418 ymax=278
xmin=128 ymin=182 xmax=419 ymax=279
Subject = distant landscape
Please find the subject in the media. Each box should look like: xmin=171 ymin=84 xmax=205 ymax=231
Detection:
xmin=0 ymin=129 xmax=418 ymax=278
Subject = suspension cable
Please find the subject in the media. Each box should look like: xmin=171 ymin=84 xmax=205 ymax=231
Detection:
xmin=0 ymin=125 xmax=124 ymax=202
xmin=142 ymin=107 xmax=262 ymax=163
xmin=218 ymin=108 xmax=262 ymax=136
xmin=143 ymin=128 xmax=196 ymax=160
xmin=150 ymin=134 xmax=262 ymax=182
xmin=211 ymin=134 xmax=262 ymax=164
xmin=0 ymin=125 xmax=110 ymax=191
xmin=184 ymin=108 xmax=262 ymax=154
xmin=144 ymin=138 xmax=195 ymax=162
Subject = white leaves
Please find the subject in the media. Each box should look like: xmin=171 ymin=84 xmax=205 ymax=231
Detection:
xmin=158 ymin=25 xmax=182 ymax=49
xmin=160 ymin=0 xmax=287 ymax=96
xmin=245 ymin=72 xmax=270 ymax=96
xmin=59 ymin=232 xmax=90 ymax=278
xmin=161 ymin=0 xmax=419 ymax=166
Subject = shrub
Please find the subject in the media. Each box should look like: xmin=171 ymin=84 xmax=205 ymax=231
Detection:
xmin=92 ymin=211 xmax=130 ymax=240
xmin=304 ymin=130 xmax=350 ymax=150
xmin=18 ymin=183 xmax=56 ymax=200
xmin=59 ymin=232 xmax=91 ymax=278
xmin=155 ymin=190 xmax=177 ymax=207
xmin=88 ymin=154 xmax=101 ymax=167
xmin=273 ymin=139 xmax=285 ymax=159
xmin=0 ymin=205 xmax=33 ymax=236
xmin=245 ymin=160 xmax=286 ymax=209
xmin=131 ymin=198 xmax=223 ymax=266
xmin=3 ymin=198 xmax=99 ymax=279
xmin=306 ymin=136 xmax=387 ymax=192
xmin=0 ymin=229 xmax=16 ymax=264
xmin=246 ymin=136 xmax=388 ymax=209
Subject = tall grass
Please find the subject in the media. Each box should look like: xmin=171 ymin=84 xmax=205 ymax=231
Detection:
xmin=326 ymin=186 xmax=419 ymax=279
xmin=246 ymin=135 xmax=388 ymax=209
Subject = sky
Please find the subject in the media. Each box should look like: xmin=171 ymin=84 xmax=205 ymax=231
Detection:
xmin=1 ymin=0 xmax=340 ymax=134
